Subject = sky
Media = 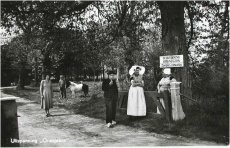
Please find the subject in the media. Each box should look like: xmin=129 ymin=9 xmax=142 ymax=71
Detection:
xmin=0 ymin=27 xmax=19 ymax=45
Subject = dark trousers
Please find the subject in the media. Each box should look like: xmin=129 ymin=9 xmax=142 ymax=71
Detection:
xmin=105 ymin=98 xmax=117 ymax=123
xmin=161 ymin=90 xmax=172 ymax=121
xmin=60 ymin=87 xmax=66 ymax=98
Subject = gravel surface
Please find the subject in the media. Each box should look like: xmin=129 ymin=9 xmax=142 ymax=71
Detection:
xmin=1 ymin=87 xmax=220 ymax=147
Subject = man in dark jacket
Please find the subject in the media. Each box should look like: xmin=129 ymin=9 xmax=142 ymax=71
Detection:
xmin=102 ymin=70 xmax=119 ymax=128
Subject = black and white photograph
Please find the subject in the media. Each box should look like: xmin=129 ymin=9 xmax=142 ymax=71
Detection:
xmin=0 ymin=0 xmax=229 ymax=147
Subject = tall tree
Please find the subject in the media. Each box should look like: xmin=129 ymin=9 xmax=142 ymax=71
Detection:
xmin=188 ymin=1 xmax=229 ymax=101
xmin=1 ymin=1 xmax=93 ymax=88
xmin=157 ymin=1 xmax=192 ymax=99
xmin=3 ymin=35 xmax=30 ymax=89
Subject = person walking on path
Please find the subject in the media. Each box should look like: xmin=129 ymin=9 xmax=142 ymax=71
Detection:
xmin=59 ymin=75 xmax=66 ymax=99
xmin=40 ymin=74 xmax=53 ymax=117
xmin=127 ymin=66 xmax=146 ymax=121
xmin=102 ymin=70 xmax=119 ymax=128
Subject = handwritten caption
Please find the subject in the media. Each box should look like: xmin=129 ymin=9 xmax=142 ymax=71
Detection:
xmin=11 ymin=138 xmax=67 ymax=144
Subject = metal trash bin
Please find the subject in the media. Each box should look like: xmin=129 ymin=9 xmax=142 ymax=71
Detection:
xmin=1 ymin=97 xmax=20 ymax=147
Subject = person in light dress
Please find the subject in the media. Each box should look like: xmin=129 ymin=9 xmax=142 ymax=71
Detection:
xmin=40 ymin=74 xmax=53 ymax=117
xmin=127 ymin=66 xmax=146 ymax=121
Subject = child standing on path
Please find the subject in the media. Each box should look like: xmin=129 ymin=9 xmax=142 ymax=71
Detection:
xmin=59 ymin=75 xmax=66 ymax=99
xmin=102 ymin=70 xmax=119 ymax=128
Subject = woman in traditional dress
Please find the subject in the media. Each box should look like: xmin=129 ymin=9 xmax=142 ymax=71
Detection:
xmin=40 ymin=74 xmax=53 ymax=117
xmin=127 ymin=66 xmax=146 ymax=120
xmin=157 ymin=68 xmax=176 ymax=114
xmin=157 ymin=68 xmax=185 ymax=120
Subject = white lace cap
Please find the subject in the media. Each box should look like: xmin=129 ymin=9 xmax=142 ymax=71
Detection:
xmin=129 ymin=65 xmax=145 ymax=75
xmin=163 ymin=68 xmax=171 ymax=74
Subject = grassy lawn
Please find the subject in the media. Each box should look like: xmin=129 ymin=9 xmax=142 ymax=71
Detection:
xmin=2 ymin=82 xmax=229 ymax=145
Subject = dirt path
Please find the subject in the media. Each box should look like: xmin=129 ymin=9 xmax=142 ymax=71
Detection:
xmin=1 ymin=88 xmax=220 ymax=147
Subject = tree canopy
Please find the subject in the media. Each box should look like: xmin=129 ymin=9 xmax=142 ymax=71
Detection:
xmin=1 ymin=1 xmax=229 ymax=100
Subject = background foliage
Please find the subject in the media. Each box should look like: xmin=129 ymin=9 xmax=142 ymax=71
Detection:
xmin=1 ymin=0 xmax=229 ymax=144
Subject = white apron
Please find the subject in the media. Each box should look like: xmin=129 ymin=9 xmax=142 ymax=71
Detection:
xmin=127 ymin=75 xmax=146 ymax=116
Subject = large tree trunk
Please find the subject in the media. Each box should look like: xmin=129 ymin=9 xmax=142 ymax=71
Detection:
xmin=83 ymin=68 xmax=87 ymax=80
xmin=33 ymin=57 xmax=39 ymax=86
xmin=117 ymin=66 xmax=121 ymax=90
xmin=102 ymin=65 xmax=105 ymax=80
xmin=16 ymin=51 xmax=26 ymax=90
xmin=93 ymin=70 xmax=96 ymax=92
xmin=41 ymin=52 xmax=51 ymax=80
xmin=16 ymin=72 xmax=25 ymax=90
xmin=41 ymin=42 xmax=52 ymax=80
xmin=96 ymin=71 xmax=99 ymax=80
xmin=157 ymin=1 xmax=192 ymax=102
xmin=16 ymin=60 xmax=26 ymax=90
xmin=42 ymin=62 xmax=46 ymax=80
xmin=117 ymin=66 xmax=120 ymax=80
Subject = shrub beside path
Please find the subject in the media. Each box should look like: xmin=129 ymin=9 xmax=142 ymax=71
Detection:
xmin=1 ymin=88 xmax=220 ymax=147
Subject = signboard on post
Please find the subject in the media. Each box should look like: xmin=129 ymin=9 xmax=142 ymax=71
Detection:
xmin=160 ymin=55 xmax=184 ymax=68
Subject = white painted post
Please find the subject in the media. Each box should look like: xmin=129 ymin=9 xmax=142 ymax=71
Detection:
xmin=170 ymin=82 xmax=185 ymax=121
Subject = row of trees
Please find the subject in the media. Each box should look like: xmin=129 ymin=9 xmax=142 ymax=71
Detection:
xmin=1 ymin=1 xmax=229 ymax=102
